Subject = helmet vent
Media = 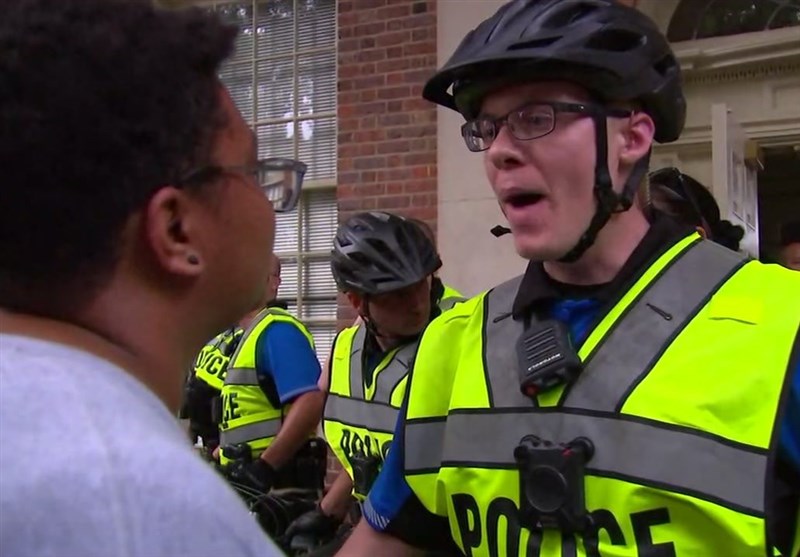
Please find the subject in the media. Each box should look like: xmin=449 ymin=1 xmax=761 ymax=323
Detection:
xmin=584 ymin=28 xmax=644 ymax=52
xmin=348 ymin=251 xmax=372 ymax=267
xmin=653 ymin=53 xmax=677 ymax=77
xmin=395 ymin=231 xmax=412 ymax=254
xmin=364 ymin=238 xmax=389 ymax=256
xmin=541 ymin=3 xmax=601 ymax=29
xmin=509 ymin=36 xmax=559 ymax=50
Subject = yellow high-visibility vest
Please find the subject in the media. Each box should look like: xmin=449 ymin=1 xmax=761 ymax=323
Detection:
xmin=323 ymin=325 xmax=414 ymax=499
xmin=219 ymin=307 xmax=314 ymax=466
xmin=404 ymin=235 xmax=800 ymax=556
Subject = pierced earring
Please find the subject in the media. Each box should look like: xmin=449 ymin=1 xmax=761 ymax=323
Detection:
xmin=187 ymin=254 xmax=200 ymax=265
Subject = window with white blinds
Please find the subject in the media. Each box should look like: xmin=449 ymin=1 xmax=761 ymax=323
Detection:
xmin=211 ymin=0 xmax=338 ymax=363
xmin=275 ymin=189 xmax=338 ymax=364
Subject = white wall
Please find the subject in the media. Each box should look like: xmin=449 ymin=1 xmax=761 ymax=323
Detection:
xmin=436 ymin=0 xmax=525 ymax=297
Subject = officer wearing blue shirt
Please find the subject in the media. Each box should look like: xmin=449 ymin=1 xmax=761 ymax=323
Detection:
xmin=220 ymin=254 xmax=325 ymax=493
xmin=256 ymin=308 xmax=322 ymax=410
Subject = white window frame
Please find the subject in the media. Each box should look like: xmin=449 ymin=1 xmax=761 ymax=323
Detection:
xmin=277 ymin=187 xmax=339 ymax=364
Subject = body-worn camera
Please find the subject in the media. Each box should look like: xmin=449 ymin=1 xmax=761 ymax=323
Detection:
xmin=516 ymin=319 xmax=583 ymax=397
xmin=514 ymin=435 xmax=594 ymax=533
xmin=350 ymin=452 xmax=382 ymax=497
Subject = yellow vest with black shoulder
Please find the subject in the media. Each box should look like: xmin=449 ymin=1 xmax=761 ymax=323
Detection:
xmin=323 ymin=325 xmax=417 ymax=499
xmin=219 ymin=306 xmax=314 ymax=466
xmin=404 ymin=235 xmax=800 ymax=557
xmin=193 ymin=327 xmax=243 ymax=392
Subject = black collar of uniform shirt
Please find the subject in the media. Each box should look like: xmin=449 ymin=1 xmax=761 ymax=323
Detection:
xmin=511 ymin=213 xmax=696 ymax=319
xmin=268 ymin=299 xmax=289 ymax=310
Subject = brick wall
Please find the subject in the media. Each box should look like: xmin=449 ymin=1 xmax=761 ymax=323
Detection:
xmin=337 ymin=0 xmax=438 ymax=229
xmin=336 ymin=0 xmax=438 ymax=326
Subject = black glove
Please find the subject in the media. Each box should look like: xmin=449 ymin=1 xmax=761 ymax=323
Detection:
xmin=229 ymin=458 xmax=276 ymax=493
xmin=285 ymin=505 xmax=341 ymax=540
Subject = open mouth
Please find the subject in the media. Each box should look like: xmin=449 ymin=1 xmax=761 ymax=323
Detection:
xmin=506 ymin=192 xmax=544 ymax=208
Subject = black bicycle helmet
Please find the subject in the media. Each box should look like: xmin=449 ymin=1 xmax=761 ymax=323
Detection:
xmin=427 ymin=0 xmax=685 ymax=263
xmin=649 ymin=168 xmax=720 ymax=227
xmin=424 ymin=0 xmax=685 ymax=143
xmin=331 ymin=211 xmax=441 ymax=296
xmin=649 ymin=168 xmax=745 ymax=251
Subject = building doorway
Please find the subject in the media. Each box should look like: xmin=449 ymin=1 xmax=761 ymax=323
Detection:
xmin=758 ymin=144 xmax=800 ymax=263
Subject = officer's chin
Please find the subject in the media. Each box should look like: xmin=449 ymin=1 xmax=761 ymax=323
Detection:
xmin=407 ymin=319 xmax=429 ymax=337
xmin=388 ymin=323 xmax=418 ymax=339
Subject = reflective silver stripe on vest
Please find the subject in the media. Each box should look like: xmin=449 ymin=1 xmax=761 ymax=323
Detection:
xmin=224 ymin=367 xmax=259 ymax=386
xmin=405 ymin=411 xmax=766 ymax=514
xmin=325 ymin=393 xmax=399 ymax=432
xmin=219 ymin=418 xmax=282 ymax=445
xmin=373 ymin=342 xmax=416 ymax=403
xmin=348 ymin=326 xmax=367 ymax=399
xmin=347 ymin=325 xmax=414 ymax=405
xmin=563 ymin=240 xmax=745 ymax=411
xmin=482 ymin=275 xmax=529 ymax=408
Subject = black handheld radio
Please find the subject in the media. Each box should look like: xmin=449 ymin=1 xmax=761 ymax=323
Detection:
xmin=515 ymin=319 xmax=582 ymax=398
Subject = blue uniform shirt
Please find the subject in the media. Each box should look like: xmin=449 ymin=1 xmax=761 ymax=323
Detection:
xmin=364 ymin=296 xmax=800 ymax=536
xmin=254 ymin=321 xmax=321 ymax=404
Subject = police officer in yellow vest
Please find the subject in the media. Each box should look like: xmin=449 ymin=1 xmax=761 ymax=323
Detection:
xmin=285 ymin=211 xmax=459 ymax=553
xmin=339 ymin=1 xmax=800 ymax=556
xmin=219 ymin=254 xmax=325 ymax=494
xmin=182 ymin=325 xmax=243 ymax=454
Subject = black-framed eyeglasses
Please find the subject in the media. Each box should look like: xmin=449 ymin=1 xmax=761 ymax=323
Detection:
xmin=179 ymin=157 xmax=307 ymax=213
xmin=460 ymin=101 xmax=633 ymax=153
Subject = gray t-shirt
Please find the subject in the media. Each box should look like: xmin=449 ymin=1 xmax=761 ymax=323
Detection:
xmin=0 ymin=334 xmax=283 ymax=557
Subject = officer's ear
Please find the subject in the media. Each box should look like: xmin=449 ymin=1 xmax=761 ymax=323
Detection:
xmin=346 ymin=291 xmax=365 ymax=314
xmin=616 ymin=110 xmax=655 ymax=180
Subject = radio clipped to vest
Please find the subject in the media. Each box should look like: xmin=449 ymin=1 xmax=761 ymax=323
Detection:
xmin=514 ymin=435 xmax=594 ymax=534
xmin=351 ymin=451 xmax=382 ymax=497
xmin=515 ymin=318 xmax=582 ymax=397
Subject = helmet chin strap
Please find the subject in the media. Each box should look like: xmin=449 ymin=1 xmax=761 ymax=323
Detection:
xmin=558 ymin=114 xmax=651 ymax=264
xmin=359 ymin=296 xmax=382 ymax=337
